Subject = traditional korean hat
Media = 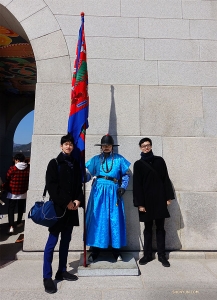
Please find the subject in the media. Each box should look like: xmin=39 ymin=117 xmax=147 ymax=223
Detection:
xmin=94 ymin=134 xmax=119 ymax=146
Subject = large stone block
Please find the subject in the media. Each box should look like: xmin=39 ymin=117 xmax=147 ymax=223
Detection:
xmin=31 ymin=30 xmax=68 ymax=60
xmin=56 ymin=15 xmax=139 ymax=37
xmin=0 ymin=0 xmax=12 ymax=5
xmin=200 ymin=40 xmax=217 ymax=61
xmin=139 ymin=18 xmax=190 ymax=39
xmin=21 ymin=7 xmax=60 ymax=40
xmin=87 ymin=59 xmax=158 ymax=85
xmin=121 ymin=0 xmax=182 ymax=18
xmin=158 ymin=61 xmax=217 ymax=86
xmin=182 ymin=1 xmax=217 ymax=20
xmin=163 ymin=137 xmax=217 ymax=192
xmin=87 ymin=84 xmax=140 ymax=135
xmin=7 ymin=0 xmax=46 ymax=22
xmin=178 ymin=192 xmax=217 ymax=250
xmin=66 ymin=36 xmax=144 ymax=60
xmin=28 ymin=135 xmax=63 ymax=190
xmin=145 ymin=39 xmax=200 ymax=61
xmin=34 ymin=83 xmax=70 ymax=135
xmin=203 ymin=88 xmax=217 ymax=137
xmin=45 ymin=0 xmax=121 ymax=16
xmin=190 ymin=19 xmax=217 ymax=40
xmin=140 ymin=86 xmax=204 ymax=137
xmin=36 ymin=56 xmax=71 ymax=83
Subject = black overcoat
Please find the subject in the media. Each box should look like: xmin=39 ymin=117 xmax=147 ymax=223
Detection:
xmin=46 ymin=152 xmax=84 ymax=233
xmin=133 ymin=156 xmax=174 ymax=222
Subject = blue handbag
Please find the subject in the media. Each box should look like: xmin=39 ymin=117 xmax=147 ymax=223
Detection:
xmin=28 ymin=185 xmax=66 ymax=227
xmin=28 ymin=199 xmax=58 ymax=227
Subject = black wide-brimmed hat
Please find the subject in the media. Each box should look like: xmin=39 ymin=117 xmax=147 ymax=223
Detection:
xmin=94 ymin=134 xmax=119 ymax=146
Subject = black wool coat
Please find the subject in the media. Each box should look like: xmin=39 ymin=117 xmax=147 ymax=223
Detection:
xmin=133 ymin=156 xmax=174 ymax=222
xmin=46 ymin=152 xmax=84 ymax=233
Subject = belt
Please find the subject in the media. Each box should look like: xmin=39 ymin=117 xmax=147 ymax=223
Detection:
xmin=97 ymin=175 xmax=120 ymax=183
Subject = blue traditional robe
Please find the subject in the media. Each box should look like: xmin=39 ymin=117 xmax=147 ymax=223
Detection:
xmin=85 ymin=153 xmax=130 ymax=249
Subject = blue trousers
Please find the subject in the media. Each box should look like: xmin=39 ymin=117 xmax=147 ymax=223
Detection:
xmin=43 ymin=226 xmax=73 ymax=279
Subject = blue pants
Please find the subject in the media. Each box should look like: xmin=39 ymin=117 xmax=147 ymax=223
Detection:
xmin=43 ymin=226 xmax=73 ymax=279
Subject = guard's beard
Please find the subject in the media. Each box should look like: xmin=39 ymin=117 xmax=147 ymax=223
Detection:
xmin=103 ymin=152 xmax=111 ymax=157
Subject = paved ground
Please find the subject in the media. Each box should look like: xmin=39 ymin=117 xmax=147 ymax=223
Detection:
xmin=1 ymin=216 xmax=217 ymax=300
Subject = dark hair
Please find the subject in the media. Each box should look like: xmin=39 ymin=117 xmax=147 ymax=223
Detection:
xmin=139 ymin=137 xmax=152 ymax=147
xmin=14 ymin=153 xmax=25 ymax=162
xmin=61 ymin=133 xmax=74 ymax=145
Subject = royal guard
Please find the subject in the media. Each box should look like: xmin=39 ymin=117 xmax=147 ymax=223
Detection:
xmin=85 ymin=134 xmax=131 ymax=262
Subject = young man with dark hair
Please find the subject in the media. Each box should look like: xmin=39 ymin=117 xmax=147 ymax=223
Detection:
xmin=43 ymin=134 xmax=84 ymax=294
xmin=133 ymin=137 xmax=174 ymax=267
xmin=3 ymin=153 xmax=29 ymax=234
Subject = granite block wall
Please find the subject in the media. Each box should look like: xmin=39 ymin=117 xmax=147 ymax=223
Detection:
xmin=1 ymin=0 xmax=217 ymax=251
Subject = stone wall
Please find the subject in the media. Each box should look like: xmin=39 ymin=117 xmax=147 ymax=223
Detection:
xmin=1 ymin=0 xmax=217 ymax=251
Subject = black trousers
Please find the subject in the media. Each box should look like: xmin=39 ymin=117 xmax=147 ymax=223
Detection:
xmin=8 ymin=198 xmax=26 ymax=227
xmin=143 ymin=218 xmax=165 ymax=257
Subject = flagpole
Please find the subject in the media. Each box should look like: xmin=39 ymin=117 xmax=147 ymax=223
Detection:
xmin=83 ymin=125 xmax=87 ymax=267
xmin=67 ymin=10 xmax=88 ymax=267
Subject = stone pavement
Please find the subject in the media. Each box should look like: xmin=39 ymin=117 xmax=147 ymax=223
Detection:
xmin=1 ymin=220 xmax=217 ymax=300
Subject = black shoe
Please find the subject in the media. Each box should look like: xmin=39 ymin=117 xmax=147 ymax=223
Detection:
xmin=88 ymin=252 xmax=99 ymax=263
xmin=139 ymin=256 xmax=152 ymax=265
xmin=43 ymin=278 xmax=57 ymax=294
xmin=112 ymin=251 xmax=123 ymax=261
xmin=55 ymin=270 xmax=78 ymax=281
xmin=158 ymin=256 xmax=170 ymax=267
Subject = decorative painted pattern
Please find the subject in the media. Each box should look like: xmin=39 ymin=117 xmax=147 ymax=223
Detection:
xmin=0 ymin=26 xmax=36 ymax=95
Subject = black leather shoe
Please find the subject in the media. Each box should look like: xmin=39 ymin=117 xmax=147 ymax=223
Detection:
xmin=139 ymin=256 xmax=152 ymax=265
xmin=112 ymin=251 xmax=123 ymax=261
xmin=43 ymin=278 xmax=57 ymax=294
xmin=88 ymin=252 xmax=99 ymax=263
xmin=55 ymin=271 xmax=78 ymax=281
xmin=158 ymin=256 xmax=170 ymax=267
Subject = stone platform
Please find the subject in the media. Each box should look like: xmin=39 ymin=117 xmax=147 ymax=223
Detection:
xmin=78 ymin=252 xmax=139 ymax=277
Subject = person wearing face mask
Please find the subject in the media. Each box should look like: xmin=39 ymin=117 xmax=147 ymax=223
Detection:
xmin=43 ymin=134 xmax=84 ymax=294
xmin=85 ymin=134 xmax=130 ymax=262
xmin=2 ymin=153 xmax=29 ymax=234
xmin=133 ymin=137 xmax=174 ymax=268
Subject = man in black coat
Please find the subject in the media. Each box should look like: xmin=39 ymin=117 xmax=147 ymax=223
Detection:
xmin=133 ymin=137 xmax=174 ymax=267
xmin=43 ymin=134 xmax=84 ymax=294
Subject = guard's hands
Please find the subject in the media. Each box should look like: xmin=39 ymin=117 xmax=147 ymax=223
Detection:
xmin=167 ymin=200 xmax=171 ymax=206
xmin=139 ymin=206 xmax=146 ymax=212
xmin=117 ymin=188 xmax=125 ymax=198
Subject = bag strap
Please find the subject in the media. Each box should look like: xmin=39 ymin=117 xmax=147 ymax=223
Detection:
xmin=140 ymin=159 xmax=161 ymax=180
xmin=43 ymin=158 xmax=59 ymax=198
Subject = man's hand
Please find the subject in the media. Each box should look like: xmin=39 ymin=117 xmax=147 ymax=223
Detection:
xmin=72 ymin=200 xmax=80 ymax=210
xmin=67 ymin=200 xmax=80 ymax=210
xmin=167 ymin=200 xmax=171 ymax=206
xmin=139 ymin=206 xmax=146 ymax=212
xmin=67 ymin=201 xmax=75 ymax=210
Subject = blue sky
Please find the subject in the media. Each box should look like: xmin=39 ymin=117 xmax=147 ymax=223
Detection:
xmin=14 ymin=110 xmax=34 ymax=144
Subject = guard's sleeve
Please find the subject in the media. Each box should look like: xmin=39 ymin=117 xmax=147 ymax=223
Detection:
xmin=85 ymin=156 xmax=97 ymax=176
xmin=120 ymin=173 xmax=130 ymax=190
